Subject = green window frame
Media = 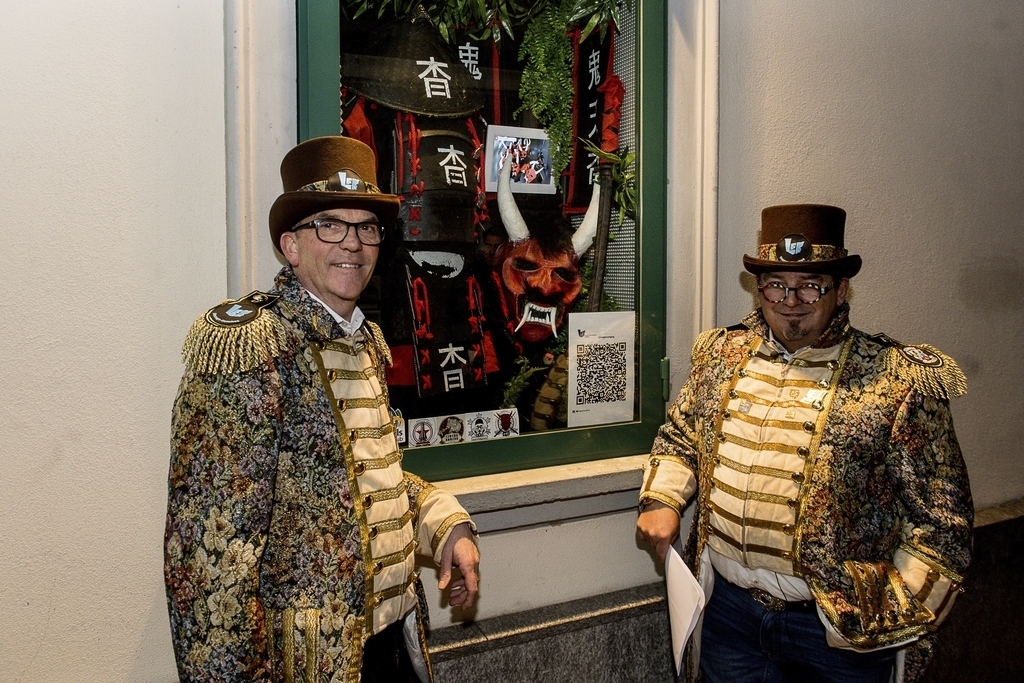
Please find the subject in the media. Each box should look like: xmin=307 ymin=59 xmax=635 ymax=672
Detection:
xmin=296 ymin=0 xmax=667 ymax=480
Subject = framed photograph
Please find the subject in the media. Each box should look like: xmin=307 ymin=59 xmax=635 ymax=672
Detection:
xmin=483 ymin=125 xmax=557 ymax=194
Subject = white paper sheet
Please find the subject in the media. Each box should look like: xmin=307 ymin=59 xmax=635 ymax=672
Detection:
xmin=566 ymin=311 xmax=635 ymax=428
xmin=666 ymin=545 xmax=706 ymax=674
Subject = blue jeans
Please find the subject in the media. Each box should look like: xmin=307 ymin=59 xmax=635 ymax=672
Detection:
xmin=701 ymin=572 xmax=897 ymax=683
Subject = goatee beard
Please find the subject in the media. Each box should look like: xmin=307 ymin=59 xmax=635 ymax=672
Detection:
xmin=782 ymin=320 xmax=805 ymax=341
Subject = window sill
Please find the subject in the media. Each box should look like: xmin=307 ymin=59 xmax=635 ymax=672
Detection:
xmin=436 ymin=454 xmax=649 ymax=533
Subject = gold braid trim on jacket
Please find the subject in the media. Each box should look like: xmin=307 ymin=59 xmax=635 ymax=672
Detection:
xmin=874 ymin=334 xmax=967 ymax=399
xmin=691 ymin=327 xmax=726 ymax=364
xmin=364 ymin=321 xmax=393 ymax=367
xmin=181 ymin=291 xmax=287 ymax=375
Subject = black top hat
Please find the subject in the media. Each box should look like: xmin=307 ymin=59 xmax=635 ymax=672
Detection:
xmin=268 ymin=136 xmax=400 ymax=254
xmin=742 ymin=204 xmax=862 ymax=278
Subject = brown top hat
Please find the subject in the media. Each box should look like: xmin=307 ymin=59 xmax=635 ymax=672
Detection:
xmin=269 ymin=136 xmax=401 ymax=253
xmin=742 ymin=204 xmax=862 ymax=278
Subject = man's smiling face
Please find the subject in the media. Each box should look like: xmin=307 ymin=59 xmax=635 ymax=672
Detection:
xmin=280 ymin=208 xmax=380 ymax=319
xmin=758 ymin=270 xmax=849 ymax=352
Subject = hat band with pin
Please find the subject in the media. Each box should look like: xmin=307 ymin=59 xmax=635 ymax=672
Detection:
xmin=298 ymin=168 xmax=383 ymax=195
xmin=757 ymin=241 xmax=848 ymax=263
xmin=742 ymin=204 xmax=862 ymax=278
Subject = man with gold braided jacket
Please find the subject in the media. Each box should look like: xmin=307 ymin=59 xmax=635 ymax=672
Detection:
xmin=637 ymin=204 xmax=972 ymax=683
xmin=164 ymin=137 xmax=479 ymax=683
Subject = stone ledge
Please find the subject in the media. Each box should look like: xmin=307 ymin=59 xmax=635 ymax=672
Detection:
xmin=436 ymin=454 xmax=649 ymax=514
xmin=433 ymin=455 xmax=649 ymax=533
xmin=427 ymin=582 xmax=666 ymax=662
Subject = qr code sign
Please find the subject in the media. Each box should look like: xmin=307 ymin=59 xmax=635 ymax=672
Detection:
xmin=575 ymin=342 xmax=628 ymax=404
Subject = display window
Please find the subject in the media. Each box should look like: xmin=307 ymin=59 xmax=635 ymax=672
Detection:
xmin=298 ymin=0 xmax=667 ymax=478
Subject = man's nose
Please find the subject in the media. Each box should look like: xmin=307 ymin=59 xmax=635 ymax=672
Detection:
xmin=337 ymin=226 xmax=363 ymax=250
xmin=782 ymin=287 xmax=803 ymax=305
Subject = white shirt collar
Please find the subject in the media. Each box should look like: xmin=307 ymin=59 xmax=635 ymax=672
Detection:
xmin=765 ymin=328 xmax=796 ymax=362
xmin=304 ymin=290 xmax=365 ymax=336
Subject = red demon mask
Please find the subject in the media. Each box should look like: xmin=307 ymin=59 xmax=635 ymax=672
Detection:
xmin=494 ymin=153 xmax=601 ymax=344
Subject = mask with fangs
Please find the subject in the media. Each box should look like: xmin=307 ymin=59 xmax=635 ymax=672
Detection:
xmin=493 ymin=153 xmax=600 ymax=345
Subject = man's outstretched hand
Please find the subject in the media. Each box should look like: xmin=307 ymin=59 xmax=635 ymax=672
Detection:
xmin=438 ymin=523 xmax=480 ymax=609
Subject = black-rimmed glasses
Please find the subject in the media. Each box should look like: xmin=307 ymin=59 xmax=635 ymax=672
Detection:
xmin=294 ymin=217 xmax=384 ymax=245
xmin=758 ymin=282 xmax=833 ymax=304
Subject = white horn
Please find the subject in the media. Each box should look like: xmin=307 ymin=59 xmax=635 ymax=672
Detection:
xmin=572 ymin=181 xmax=601 ymax=256
xmin=497 ymin=152 xmax=531 ymax=242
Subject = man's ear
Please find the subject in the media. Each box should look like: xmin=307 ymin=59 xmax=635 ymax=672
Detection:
xmin=836 ymin=277 xmax=851 ymax=305
xmin=280 ymin=232 xmax=300 ymax=267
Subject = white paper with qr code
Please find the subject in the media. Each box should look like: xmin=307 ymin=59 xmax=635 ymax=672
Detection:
xmin=666 ymin=545 xmax=705 ymax=674
xmin=566 ymin=311 xmax=635 ymax=428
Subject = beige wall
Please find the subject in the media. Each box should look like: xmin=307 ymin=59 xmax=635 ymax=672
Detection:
xmin=0 ymin=1 xmax=224 ymax=679
xmin=716 ymin=0 xmax=1024 ymax=509
xmin=1 ymin=0 xmax=1021 ymax=680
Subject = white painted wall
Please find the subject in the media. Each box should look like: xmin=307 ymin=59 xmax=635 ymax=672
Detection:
xmin=716 ymin=0 xmax=1024 ymax=509
xmin=0 ymin=1 xmax=225 ymax=680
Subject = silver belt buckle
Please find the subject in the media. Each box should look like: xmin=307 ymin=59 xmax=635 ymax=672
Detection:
xmin=748 ymin=587 xmax=786 ymax=611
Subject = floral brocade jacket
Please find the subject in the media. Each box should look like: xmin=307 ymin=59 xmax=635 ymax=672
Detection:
xmin=640 ymin=306 xmax=973 ymax=682
xmin=164 ymin=268 xmax=473 ymax=683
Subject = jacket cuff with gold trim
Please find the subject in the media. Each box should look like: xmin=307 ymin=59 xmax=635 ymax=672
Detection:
xmin=639 ymin=454 xmax=696 ymax=513
xmin=811 ymin=559 xmax=936 ymax=649
xmin=415 ymin=488 xmax=477 ymax=565
xmin=894 ymin=545 xmax=963 ymax=626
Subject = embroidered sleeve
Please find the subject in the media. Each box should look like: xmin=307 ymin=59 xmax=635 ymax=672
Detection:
xmin=164 ymin=362 xmax=282 ymax=681
xmin=406 ymin=472 xmax=476 ymax=565
xmin=889 ymin=388 xmax=972 ymax=624
xmin=812 ymin=387 xmax=972 ymax=648
xmin=640 ymin=332 xmax=722 ymax=511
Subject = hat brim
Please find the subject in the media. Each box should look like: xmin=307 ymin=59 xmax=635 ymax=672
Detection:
xmin=742 ymin=254 xmax=862 ymax=279
xmin=269 ymin=191 xmax=401 ymax=253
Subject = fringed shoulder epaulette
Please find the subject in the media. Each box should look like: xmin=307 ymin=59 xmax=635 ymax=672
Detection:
xmin=181 ymin=291 xmax=287 ymax=375
xmin=872 ymin=333 xmax=968 ymax=400
xmin=691 ymin=327 xmax=727 ymax=364
xmin=364 ymin=321 xmax=393 ymax=367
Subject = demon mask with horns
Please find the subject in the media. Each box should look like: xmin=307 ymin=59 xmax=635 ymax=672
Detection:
xmin=493 ymin=155 xmax=601 ymax=345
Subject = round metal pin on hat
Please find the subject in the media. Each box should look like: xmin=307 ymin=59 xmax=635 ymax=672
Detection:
xmin=742 ymin=203 xmax=862 ymax=278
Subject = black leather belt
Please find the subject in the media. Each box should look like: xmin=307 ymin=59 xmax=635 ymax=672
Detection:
xmin=748 ymin=586 xmax=817 ymax=614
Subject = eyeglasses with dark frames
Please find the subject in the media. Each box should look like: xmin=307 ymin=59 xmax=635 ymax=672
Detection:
xmin=758 ymin=281 xmax=834 ymax=304
xmin=293 ymin=217 xmax=384 ymax=246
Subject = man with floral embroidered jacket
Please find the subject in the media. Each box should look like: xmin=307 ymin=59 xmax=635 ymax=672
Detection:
xmin=164 ymin=136 xmax=480 ymax=683
xmin=636 ymin=204 xmax=972 ymax=683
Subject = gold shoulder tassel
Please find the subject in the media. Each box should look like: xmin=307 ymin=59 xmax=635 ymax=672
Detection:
xmin=364 ymin=321 xmax=393 ymax=367
xmin=181 ymin=292 xmax=287 ymax=375
xmin=691 ymin=327 xmax=726 ymax=364
xmin=883 ymin=342 xmax=967 ymax=400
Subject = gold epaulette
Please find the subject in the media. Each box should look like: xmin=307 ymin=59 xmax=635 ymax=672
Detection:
xmin=874 ymin=334 xmax=967 ymax=400
xmin=691 ymin=327 xmax=726 ymax=364
xmin=181 ymin=291 xmax=287 ymax=375
xmin=364 ymin=321 xmax=393 ymax=367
